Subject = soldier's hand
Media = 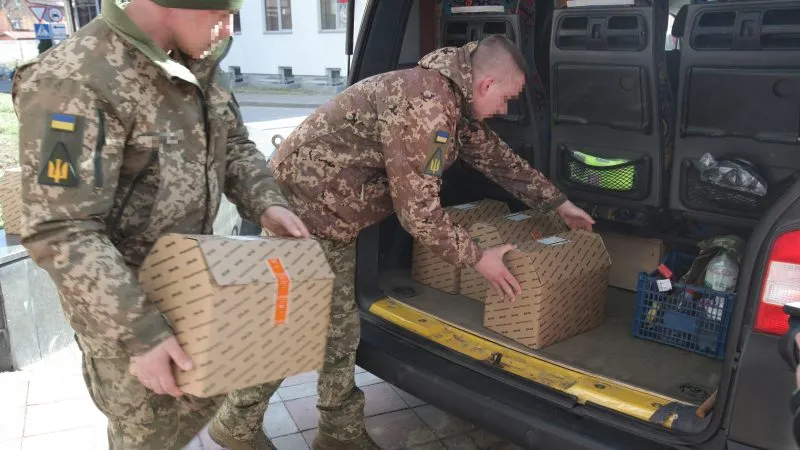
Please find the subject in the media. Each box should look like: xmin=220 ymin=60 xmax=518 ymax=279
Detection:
xmin=261 ymin=206 xmax=310 ymax=238
xmin=129 ymin=336 xmax=193 ymax=398
xmin=555 ymin=200 xmax=595 ymax=231
xmin=475 ymin=244 xmax=522 ymax=301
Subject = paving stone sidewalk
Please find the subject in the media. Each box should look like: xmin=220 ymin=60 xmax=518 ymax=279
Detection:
xmin=0 ymin=343 xmax=521 ymax=450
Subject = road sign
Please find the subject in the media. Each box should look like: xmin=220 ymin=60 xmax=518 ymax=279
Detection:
xmin=34 ymin=23 xmax=52 ymax=40
xmin=47 ymin=7 xmax=63 ymax=23
xmin=52 ymin=23 xmax=67 ymax=39
xmin=29 ymin=6 xmax=47 ymax=22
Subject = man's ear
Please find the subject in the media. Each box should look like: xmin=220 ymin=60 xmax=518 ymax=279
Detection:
xmin=475 ymin=76 xmax=494 ymax=98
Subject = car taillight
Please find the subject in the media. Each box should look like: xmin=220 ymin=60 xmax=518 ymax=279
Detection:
xmin=754 ymin=230 xmax=800 ymax=335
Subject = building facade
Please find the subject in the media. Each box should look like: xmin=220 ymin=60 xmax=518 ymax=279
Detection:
xmin=223 ymin=0 xmax=368 ymax=89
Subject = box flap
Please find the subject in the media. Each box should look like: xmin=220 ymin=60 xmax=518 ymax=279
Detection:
xmin=446 ymin=199 xmax=510 ymax=227
xmin=466 ymin=222 xmax=506 ymax=249
xmin=196 ymin=236 xmax=336 ymax=286
xmin=514 ymin=231 xmax=611 ymax=285
xmin=469 ymin=209 xmax=567 ymax=245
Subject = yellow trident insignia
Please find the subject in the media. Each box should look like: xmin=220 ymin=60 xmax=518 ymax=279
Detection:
xmin=47 ymin=159 xmax=70 ymax=184
xmin=38 ymin=141 xmax=79 ymax=187
xmin=427 ymin=156 xmax=441 ymax=173
xmin=423 ymin=147 xmax=445 ymax=177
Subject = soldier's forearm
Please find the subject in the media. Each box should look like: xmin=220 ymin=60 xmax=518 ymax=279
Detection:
xmin=22 ymin=227 xmax=174 ymax=355
xmin=225 ymin=140 xmax=290 ymax=225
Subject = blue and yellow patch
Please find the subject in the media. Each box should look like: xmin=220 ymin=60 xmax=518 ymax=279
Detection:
xmin=50 ymin=113 xmax=77 ymax=132
xmin=434 ymin=130 xmax=449 ymax=144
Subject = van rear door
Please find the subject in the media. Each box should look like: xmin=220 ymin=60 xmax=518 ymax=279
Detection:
xmin=666 ymin=1 xmax=800 ymax=449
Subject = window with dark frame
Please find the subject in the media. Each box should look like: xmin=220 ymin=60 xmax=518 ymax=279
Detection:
xmin=233 ymin=11 xmax=241 ymax=34
xmin=320 ymin=0 xmax=348 ymax=31
xmin=265 ymin=0 xmax=292 ymax=32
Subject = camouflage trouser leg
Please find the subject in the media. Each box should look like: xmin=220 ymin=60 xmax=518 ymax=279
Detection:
xmin=315 ymin=238 xmax=365 ymax=440
xmin=80 ymin=353 xmax=227 ymax=450
xmin=212 ymin=379 xmax=283 ymax=440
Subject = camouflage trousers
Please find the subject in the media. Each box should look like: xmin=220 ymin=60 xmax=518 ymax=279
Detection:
xmin=259 ymin=237 xmax=365 ymax=440
xmin=80 ymin=350 xmax=278 ymax=450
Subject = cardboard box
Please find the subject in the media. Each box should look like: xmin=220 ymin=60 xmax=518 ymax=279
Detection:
xmin=599 ymin=231 xmax=665 ymax=291
xmin=459 ymin=210 xmax=569 ymax=302
xmin=138 ymin=234 xmax=335 ymax=397
xmin=0 ymin=168 xmax=22 ymax=235
xmin=411 ymin=199 xmax=510 ymax=294
xmin=483 ymin=230 xmax=612 ymax=350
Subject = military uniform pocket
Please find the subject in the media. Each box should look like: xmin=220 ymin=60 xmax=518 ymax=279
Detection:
xmin=81 ymin=355 xmax=160 ymax=424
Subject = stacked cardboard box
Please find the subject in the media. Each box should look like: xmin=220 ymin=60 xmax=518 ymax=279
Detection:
xmin=483 ymin=230 xmax=612 ymax=349
xmin=459 ymin=210 xmax=569 ymax=302
xmin=411 ymin=199 xmax=510 ymax=294
xmin=138 ymin=234 xmax=336 ymax=397
xmin=0 ymin=168 xmax=22 ymax=235
xmin=598 ymin=231 xmax=665 ymax=291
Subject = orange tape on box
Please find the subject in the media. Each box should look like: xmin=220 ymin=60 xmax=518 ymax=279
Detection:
xmin=267 ymin=258 xmax=291 ymax=325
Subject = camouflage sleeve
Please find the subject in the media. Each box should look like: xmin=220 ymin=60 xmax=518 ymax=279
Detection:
xmin=459 ymin=122 xmax=567 ymax=211
xmin=13 ymin=77 xmax=173 ymax=355
xmin=379 ymin=98 xmax=483 ymax=269
xmin=224 ymin=94 xmax=289 ymax=225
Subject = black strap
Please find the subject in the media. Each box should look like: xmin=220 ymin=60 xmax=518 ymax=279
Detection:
xmin=780 ymin=316 xmax=800 ymax=371
xmin=792 ymin=389 xmax=800 ymax=445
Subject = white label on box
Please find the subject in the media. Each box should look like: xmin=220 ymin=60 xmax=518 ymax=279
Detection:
xmin=504 ymin=212 xmax=531 ymax=221
xmin=451 ymin=203 xmax=477 ymax=210
xmin=537 ymin=236 xmax=569 ymax=246
xmin=657 ymin=279 xmax=672 ymax=292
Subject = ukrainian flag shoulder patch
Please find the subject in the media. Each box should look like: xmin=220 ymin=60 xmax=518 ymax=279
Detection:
xmin=434 ymin=130 xmax=449 ymax=144
xmin=50 ymin=113 xmax=77 ymax=132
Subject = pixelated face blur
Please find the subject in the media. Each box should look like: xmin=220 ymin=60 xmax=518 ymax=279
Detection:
xmin=471 ymin=71 xmax=525 ymax=120
xmin=171 ymin=9 xmax=233 ymax=59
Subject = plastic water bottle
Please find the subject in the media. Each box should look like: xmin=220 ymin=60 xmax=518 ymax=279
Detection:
xmin=703 ymin=252 xmax=739 ymax=321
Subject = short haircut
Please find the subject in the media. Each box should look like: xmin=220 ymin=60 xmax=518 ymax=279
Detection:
xmin=471 ymin=35 xmax=529 ymax=79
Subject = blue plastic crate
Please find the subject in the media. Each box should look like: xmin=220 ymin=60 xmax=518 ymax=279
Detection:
xmin=631 ymin=252 xmax=736 ymax=359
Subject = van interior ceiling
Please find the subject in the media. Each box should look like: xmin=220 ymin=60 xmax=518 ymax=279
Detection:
xmin=369 ymin=0 xmax=800 ymax=434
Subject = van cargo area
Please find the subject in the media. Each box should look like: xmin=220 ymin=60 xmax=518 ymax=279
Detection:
xmin=378 ymin=269 xmax=722 ymax=405
xmin=371 ymin=197 xmax=751 ymax=421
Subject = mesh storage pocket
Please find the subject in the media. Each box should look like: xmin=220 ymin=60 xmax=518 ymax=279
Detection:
xmin=559 ymin=146 xmax=650 ymax=197
xmin=680 ymin=160 xmax=800 ymax=219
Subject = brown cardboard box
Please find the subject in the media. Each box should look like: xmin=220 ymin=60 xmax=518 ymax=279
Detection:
xmin=138 ymin=234 xmax=335 ymax=397
xmin=483 ymin=230 xmax=612 ymax=350
xmin=411 ymin=199 xmax=510 ymax=294
xmin=459 ymin=210 xmax=569 ymax=302
xmin=0 ymin=168 xmax=22 ymax=235
xmin=599 ymin=231 xmax=665 ymax=291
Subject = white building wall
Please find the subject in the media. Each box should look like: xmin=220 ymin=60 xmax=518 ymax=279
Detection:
xmin=224 ymin=0 xmax=368 ymax=77
xmin=0 ymin=41 xmax=39 ymax=66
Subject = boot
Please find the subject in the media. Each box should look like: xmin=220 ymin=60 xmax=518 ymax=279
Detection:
xmin=311 ymin=429 xmax=382 ymax=450
xmin=208 ymin=418 xmax=277 ymax=450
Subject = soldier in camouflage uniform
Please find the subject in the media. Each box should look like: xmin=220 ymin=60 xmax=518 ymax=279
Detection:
xmin=266 ymin=36 xmax=596 ymax=449
xmin=12 ymin=0 xmax=309 ymax=448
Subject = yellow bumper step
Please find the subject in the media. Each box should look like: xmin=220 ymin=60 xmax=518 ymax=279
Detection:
xmin=369 ymin=298 xmax=686 ymax=428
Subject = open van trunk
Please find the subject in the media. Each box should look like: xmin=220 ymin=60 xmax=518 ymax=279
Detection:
xmin=346 ymin=0 xmax=800 ymax=442
xmin=377 ymin=269 xmax=723 ymax=405
xmin=369 ymin=197 xmax=737 ymax=408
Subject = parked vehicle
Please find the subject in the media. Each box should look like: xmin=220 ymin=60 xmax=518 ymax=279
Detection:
xmin=221 ymin=0 xmax=800 ymax=448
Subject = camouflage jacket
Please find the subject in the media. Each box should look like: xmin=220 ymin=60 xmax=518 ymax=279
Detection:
xmin=269 ymin=42 xmax=566 ymax=268
xmin=12 ymin=0 xmax=287 ymax=357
